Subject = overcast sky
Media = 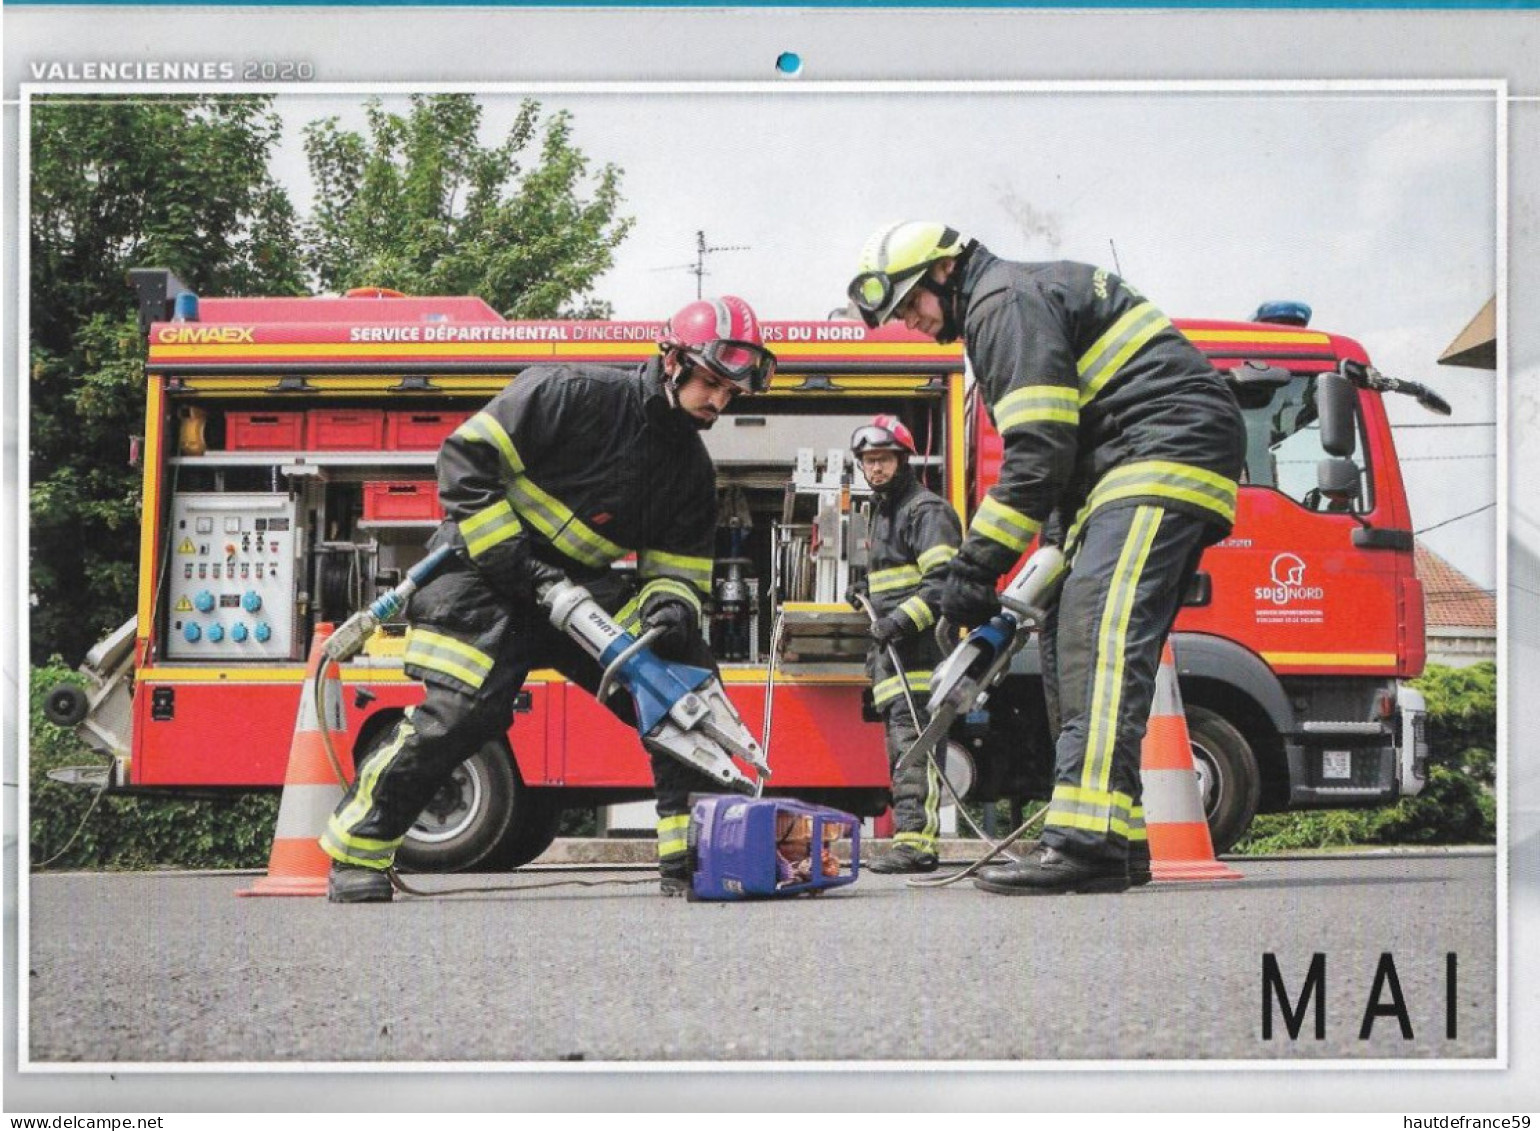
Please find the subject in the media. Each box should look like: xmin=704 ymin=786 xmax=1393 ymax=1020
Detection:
xmin=273 ymin=85 xmax=1499 ymax=589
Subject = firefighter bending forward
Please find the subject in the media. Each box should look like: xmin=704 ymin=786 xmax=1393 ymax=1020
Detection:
xmin=848 ymin=222 xmax=1245 ymax=896
xmin=852 ymin=415 xmax=963 ymax=874
xmin=322 ymin=297 xmax=777 ymax=902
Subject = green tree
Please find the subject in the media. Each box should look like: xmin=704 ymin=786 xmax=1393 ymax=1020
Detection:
xmin=29 ymin=95 xmax=306 ymax=664
xmin=303 ymin=95 xmax=633 ymax=317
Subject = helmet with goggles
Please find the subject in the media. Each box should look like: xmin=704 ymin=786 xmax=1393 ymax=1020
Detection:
xmin=660 ymin=296 xmax=777 ymax=394
xmin=847 ymin=221 xmax=970 ymax=330
xmin=850 ymin=414 xmax=917 ymax=458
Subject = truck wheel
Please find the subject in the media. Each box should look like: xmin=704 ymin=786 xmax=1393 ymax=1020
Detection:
xmin=43 ymin=683 xmax=90 ymax=728
xmin=350 ymin=729 xmax=515 ymax=874
xmin=483 ymin=794 xmax=562 ymax=871
xmin=1185 ymin=706 xmax=1261 ymax=855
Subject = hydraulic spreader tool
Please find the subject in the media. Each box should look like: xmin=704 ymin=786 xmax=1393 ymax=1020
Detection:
xmin=909 ymin=544 xmax=1067 ymax=771
xmin=324 ymin=546 xmax=770 ymax=795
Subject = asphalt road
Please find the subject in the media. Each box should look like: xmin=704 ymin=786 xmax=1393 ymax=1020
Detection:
xmin=24 ymin=852 xmax=1496 ymax=1066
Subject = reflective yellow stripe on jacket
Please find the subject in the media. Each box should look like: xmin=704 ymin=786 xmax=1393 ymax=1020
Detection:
xmin=1075 ymin=460 xmax=1237 ymax=530
xmin=506 ymin=475 xmax=628 ymax=569
xmin=970 ymin=495 xmax=1041 ymax=556
xmin=1077 ymin=301 xmax=1173 ymax=404
xmin=869 ymin=564 xmax=922 ymax=594
xmin=996 ymin=383 xmax=1079 ymax=432
xmin=454 ymin=411 xmax=526 ymax=478
xmin=458 ymin=497 xmax=524 ymax=560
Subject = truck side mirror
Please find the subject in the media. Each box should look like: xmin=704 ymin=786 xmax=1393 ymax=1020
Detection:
xmin=1316 ymin=370 xmax=1357 ymax=458
xmin=1315 ymin=456 xmax=1362 ymax=511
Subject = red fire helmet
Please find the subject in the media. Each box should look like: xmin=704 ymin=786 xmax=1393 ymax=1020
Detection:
xmin=850 ymin=413 xmax=917 ymax=457
xmin=660 ymin=296 xmax=776 ymax=394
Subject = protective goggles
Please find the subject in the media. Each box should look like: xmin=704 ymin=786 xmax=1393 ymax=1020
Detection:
xmin=846 ymin=264 xmax=930 ymax=329
xmin=681 ymin=339 xmax=777 ymax=394
xmin=850 ymin=425 xmax=907 ymax=455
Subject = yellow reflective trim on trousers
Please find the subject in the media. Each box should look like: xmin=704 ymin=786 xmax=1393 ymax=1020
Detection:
xmin=506 ymin=475 xmax=628 ymax=568
xmin=1077 ymin=302 xmax=1171 ymax=404
xmin=972 ymin=495 xmax=1041 ymax=554
xmin=923 ymin=755 xmax=942 ymax=839
xmin=1082 ymin=459 xmax=1237 ymax=526
xmin=403 ymin=628 xmax=494 ymax=690
xmin=639 ymin=549 xmax=713 ymax=591
xmin=460 ymin=498 xmax=524 ymax=559
xmin=1051 ymin=782 xmax=1137 ymax=813
xmin=1082 ymin=505 xmax=1161 ymax=796
xmin=917 ymin=544 xmax=957 ymax=573
xmin=456 ymin=411 xmax=525 ymax=477
xmin=870 ymin=564 xmax=922 ymax=593
xmin=324 ymin=719 xmax=412 ymax=866
xmin=1126 ymin=806 xmax=1148 ymax=844
xmin=996 ymin=383 xmax=1080 ymax=433
xmin=657 ymin=813 xmax=691 ymax=857
xmin=898 ymin=595 xmax=935 ymax=632
xmin=1044 ymin=810 xmax=1135 ymax=839
xmin=873 ymin=672 xmax=932 ymax=707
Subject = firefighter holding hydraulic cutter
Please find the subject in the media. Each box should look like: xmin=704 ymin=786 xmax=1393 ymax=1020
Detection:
xmin=847 ymin=222 xmax=1245 ymax=896
xmin=322 ymin=297 xmax=777 ymax=902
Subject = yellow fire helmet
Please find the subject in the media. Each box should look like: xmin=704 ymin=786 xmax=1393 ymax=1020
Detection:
xmin=847 ymin=221 xmax=970 ymax=329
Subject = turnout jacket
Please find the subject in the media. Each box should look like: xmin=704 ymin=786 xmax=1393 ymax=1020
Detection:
xmin=956 ymin=247 xmax=1246 ymax=576
xmin=433 ymin=356 xmax=718 ymax=626
xmin=866 ymin=467 xmax=963 ymax=638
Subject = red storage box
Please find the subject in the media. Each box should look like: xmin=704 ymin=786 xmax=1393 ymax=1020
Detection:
xmin=363 ymin=481 xmax=443 ymax=523
xmin=386 ymin=410 xmax=473 ymax=451
xmin=226 ymin=411 xmax=304 ymax=451
xmin=308 ymin=409 xmax=385 ymax=451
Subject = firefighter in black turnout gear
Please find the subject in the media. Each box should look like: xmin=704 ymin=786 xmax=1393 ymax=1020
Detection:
xmin=853 ymin=415 xmax=963 ymax=874
xmin=322 ymin=297 xmax=777 ymax=902
xmin=849 ymin=222 xmax=1245 ymax=895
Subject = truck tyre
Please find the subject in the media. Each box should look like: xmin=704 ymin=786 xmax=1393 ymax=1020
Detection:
xmin=1184 ymin=705 xmax=1261 ymax=855
xmin=483 ymin=791 xmax=562 ymax=871
xmin=43 ymin=684 xmax=90 ymax=728
xmin=351 ymin=727 xmax=516 ymax=873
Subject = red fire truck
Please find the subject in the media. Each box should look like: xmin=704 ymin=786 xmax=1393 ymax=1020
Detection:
xmin=45 ymin=273 xmax=1432 ymax=868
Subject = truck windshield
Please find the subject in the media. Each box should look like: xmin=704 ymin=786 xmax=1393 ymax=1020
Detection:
xmin=1238 ymin=373 xmax=1372 ymax=513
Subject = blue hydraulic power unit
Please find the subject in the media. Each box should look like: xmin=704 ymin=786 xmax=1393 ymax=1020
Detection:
xmin=688 ymin=796 xmax=861 ymax=901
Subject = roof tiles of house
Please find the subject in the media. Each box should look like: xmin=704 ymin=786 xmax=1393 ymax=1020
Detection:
xmin=1416 ymin=543 xmax=1497 ymax=631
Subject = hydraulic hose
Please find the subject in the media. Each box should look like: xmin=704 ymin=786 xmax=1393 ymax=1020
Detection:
xmin=848 ymin=590 xmax=1048 ymax=887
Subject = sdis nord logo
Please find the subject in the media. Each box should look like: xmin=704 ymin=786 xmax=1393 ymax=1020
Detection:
xmin=1256 ymin=553 xmax=1325 ymax=606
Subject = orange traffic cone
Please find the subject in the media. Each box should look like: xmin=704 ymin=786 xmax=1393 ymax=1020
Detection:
xmin=239 ymin=624 xmax=354 ymax=897
xmin=1139 ymin=643 xmax=1242 ymax=882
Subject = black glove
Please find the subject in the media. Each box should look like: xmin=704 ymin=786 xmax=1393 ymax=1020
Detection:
xmin=470 ymin=532 xmax=567 ymax=605
xmin=643 ymin=597 xmax=696 ymax=660
xmin=940 ymin=555 xmax=1002 ymax=629
xmin=870 ymin=614 xmax=906 ymax=649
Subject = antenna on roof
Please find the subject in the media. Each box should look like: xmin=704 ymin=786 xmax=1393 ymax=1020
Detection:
xmin=652 ymin=230 xmax=752 ymax=299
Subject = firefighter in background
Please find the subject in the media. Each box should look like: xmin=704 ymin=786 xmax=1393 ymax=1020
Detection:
xmin=322 ymin=297 xmax=777 ymax=902
xmin=848 ymin=222 xmax=1245 ymax=895
xmin=852 ymin=415 xmax=963 ymax=874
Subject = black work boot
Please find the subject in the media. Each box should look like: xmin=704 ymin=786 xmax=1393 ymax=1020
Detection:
xmin=973 ymin=843 xmax=1130 ymax=896
xmin=327 ymin=862 xmax=394 ymax=903
xmin=866 ymin=842 xmax=939 ymax=874
xmin=659 ymin=860 xmax=692 ymax=898
xmin=1127 ymin=840 xmax=1153 ymax=887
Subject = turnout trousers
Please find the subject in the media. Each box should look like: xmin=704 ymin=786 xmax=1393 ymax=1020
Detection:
xmin=321 ymin=563 xmax=718 ymax=875
xmin=1038 ymin=502 xmax=1212 ymax=865
xmin=867 ymin=634 xmax=945 ymax=853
